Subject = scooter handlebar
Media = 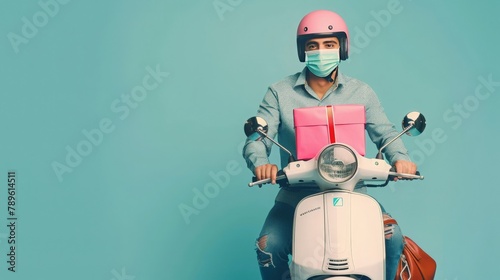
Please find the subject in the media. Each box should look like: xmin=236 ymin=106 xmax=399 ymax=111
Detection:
xmin=248 ymin=169 xmax=423 ymax=188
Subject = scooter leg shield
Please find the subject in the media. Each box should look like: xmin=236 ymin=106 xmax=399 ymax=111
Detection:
xmin=290 ymin=191 xmax=385 ymax=280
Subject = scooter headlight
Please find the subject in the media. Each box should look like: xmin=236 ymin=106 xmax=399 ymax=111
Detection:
xmin=318 ymin=144 xmax=358 ymax=183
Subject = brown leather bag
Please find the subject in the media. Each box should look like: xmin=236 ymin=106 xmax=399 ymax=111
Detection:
xmin=384 ymin=218 xmax=437 ymax=280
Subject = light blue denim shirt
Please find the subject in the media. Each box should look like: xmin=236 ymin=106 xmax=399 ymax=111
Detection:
xmin=243 ymin=67 xmax=411 ymax=175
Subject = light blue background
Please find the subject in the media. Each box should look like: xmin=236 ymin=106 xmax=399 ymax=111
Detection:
xmin=0 ymin=0 xmax=498 ymax=279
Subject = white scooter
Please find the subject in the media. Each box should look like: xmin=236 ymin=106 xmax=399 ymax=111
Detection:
xmin=244 ymin=112 xmax=427 ymax=280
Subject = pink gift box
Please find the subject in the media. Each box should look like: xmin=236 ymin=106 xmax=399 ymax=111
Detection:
xmin=293 ymin=105 xmax=366 ymax=160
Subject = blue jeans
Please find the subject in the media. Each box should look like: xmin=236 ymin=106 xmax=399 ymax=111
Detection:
xmin=256 ymin=201 xmax=404 ymax=280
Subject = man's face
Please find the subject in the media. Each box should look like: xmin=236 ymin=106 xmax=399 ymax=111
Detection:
xmin=305 ymin=37 xmax=340 ymax=51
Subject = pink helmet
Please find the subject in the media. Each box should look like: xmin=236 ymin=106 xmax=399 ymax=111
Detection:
xmin=296 ymin=10 xmax=350 ymax=62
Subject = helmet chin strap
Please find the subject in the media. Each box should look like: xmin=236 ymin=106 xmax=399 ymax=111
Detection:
xmin=323 ymin=67 xmax=338 ymax=83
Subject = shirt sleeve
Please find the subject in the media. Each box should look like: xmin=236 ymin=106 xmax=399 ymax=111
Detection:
xmin=242 ymin=87 xmax=281 ymax=172
xmin=363 ymin=85 xmax=411 ymax=164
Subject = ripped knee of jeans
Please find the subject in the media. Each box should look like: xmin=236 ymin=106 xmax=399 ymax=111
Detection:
xmin=383 ymin=214 xmax=395 ymax=239
xmin=256 ymin=235 xmax=275 ymax=268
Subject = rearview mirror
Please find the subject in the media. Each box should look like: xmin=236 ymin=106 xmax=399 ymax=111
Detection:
xmin=376 ymin=112 xmax=426 ymax=159
xmin=244 ymin=116 xmax=268 ymax=141
xmin=402 ymin=112 xmax=426 ymax=136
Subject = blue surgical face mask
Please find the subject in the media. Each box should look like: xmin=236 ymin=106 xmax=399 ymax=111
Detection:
xmin=305 ymin=49 xmax=340 ymax=78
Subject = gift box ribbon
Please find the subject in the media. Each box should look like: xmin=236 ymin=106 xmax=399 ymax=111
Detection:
xmin=326 ymin=105 xmax=336 ymax=143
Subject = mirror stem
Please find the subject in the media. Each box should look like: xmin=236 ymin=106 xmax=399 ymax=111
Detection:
xmin=376 ymin=122 xmax=414 ymax=160
xmin=257 ymin=128 xmax=296 ymax=162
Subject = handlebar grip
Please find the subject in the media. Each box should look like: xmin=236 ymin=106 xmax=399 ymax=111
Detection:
xmin=248 ymin=171 xmax=287 ymax=187
xmin=249 ymin=177 xmax=271 ymax=187
xmin=388 ymin=170 xmax=424 ymax=180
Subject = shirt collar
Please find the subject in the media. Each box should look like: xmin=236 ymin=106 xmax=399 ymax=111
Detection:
xmin=294 ymin=67 xmax=345 ymax=90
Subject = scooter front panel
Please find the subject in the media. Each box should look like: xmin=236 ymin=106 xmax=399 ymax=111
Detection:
xmin=291 ymin=191 xmax=385 ymax=280
xmin=291 ymin=193 xmax=326 ymax=279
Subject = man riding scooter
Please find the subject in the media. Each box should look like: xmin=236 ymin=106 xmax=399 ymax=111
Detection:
xmin=242 ymin=9 xmax=418 ymax=280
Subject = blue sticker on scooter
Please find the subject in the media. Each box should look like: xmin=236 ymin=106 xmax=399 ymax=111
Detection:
xmin=333 ymin=197 xmax=343 ymax=206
